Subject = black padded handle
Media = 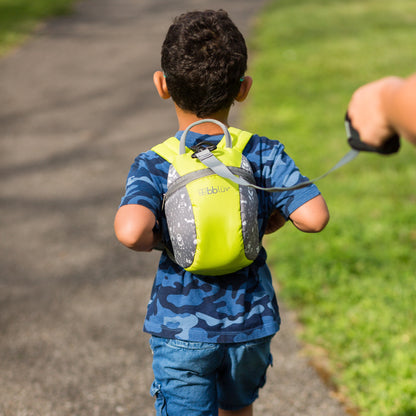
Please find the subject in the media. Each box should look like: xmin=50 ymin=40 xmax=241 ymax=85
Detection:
xmin=345 ymin=113 xmax=400 ymax=155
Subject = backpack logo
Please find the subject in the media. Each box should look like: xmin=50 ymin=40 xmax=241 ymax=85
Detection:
xmin=198 ymin=185 xmax=231 ymax=196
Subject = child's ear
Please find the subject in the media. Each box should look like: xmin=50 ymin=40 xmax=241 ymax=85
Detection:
xmin=153 ymin=71 xmax=171 ymax=99
xmin=235 ymin=76 xmax=253 ymax=102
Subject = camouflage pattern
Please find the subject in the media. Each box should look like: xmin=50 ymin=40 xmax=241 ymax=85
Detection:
xmin=120 ymin=130 xmax=321 ymax=343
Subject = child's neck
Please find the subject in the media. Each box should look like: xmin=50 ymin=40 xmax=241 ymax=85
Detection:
xmin=175 ymin=105 xmax=230 ymax=135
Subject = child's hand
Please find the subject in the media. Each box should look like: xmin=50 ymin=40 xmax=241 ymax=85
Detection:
xmin=264 ymin=210 xmax=286 ymax=234
xmin=151 ymin=223 xmax=164 ymax=251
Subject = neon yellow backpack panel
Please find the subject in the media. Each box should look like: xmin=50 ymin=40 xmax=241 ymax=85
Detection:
xmin=152 ymin=119 xmax=260 ymax=276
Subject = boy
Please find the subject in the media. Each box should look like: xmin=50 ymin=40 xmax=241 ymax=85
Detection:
xmin=114 ymin=9 xmax=329 ymax=416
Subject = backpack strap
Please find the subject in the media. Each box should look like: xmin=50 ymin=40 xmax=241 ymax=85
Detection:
xmin=151 ymin=126 xmax=254 ymax=163
xmin=151 ymin=137 xmax=181 ymax=163
xmin=195 ymin=144 xmax=358 ymax=192
xmin=228 ymin=127 xmax=253 ymax=152
xmin=186 ymin=120 xmax=359 ymax=192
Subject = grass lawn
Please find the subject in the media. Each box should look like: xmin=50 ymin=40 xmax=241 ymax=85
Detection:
xmin=244 ymin=0 xmax=416 ymax=415
xmin=0 ymin=0 xmax=77 ymax=56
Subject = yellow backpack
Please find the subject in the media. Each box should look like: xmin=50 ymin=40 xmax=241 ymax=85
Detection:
xmin=152 ymin=119 xmax=260 ymax=276
xmin=151 ymin=116 xmax=372 ymax=276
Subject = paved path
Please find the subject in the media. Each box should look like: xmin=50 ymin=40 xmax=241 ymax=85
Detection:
xmin=0 ymin=1 xmax=349 ymax=415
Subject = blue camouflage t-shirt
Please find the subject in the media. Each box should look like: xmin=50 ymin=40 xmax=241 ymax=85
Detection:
xmin=120 ymin=129 xmax=321 ymax=343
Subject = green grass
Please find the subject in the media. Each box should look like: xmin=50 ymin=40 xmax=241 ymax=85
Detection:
xmin=0 ymin=0 xmax=77 ymax=56
xmin=244 ymin=1 xmax=416 ymax=415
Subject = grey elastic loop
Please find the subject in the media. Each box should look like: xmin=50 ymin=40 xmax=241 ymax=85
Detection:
xmin=179 ymin=119 xmax=232 ymax=155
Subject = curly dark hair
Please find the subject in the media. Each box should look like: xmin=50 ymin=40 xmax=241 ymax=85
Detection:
xmin=161 ymin=10 xmax=247 ymax=118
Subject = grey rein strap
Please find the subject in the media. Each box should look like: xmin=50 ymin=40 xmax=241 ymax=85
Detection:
xmin=180 ymin=119 xmax=359 ymax=193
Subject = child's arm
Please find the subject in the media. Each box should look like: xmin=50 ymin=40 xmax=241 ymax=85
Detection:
xmin=288 ymin=194 xmax=329 ymax=232
xmin=114 ymin=204 xmax=161 ymax=252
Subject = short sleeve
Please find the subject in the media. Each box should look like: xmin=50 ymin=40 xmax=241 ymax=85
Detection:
xmin=119 ymin=151 xmax=168 ymax=218
xmin=245 ymin=135 xmax=321 ymax=220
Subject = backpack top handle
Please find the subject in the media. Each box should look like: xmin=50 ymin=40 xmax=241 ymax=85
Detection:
xmin=179 ymin=119 xmax=232 ymax=155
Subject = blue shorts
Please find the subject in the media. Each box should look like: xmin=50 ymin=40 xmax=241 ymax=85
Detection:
xmin=149 ymin=335 xmax=273 ymax=415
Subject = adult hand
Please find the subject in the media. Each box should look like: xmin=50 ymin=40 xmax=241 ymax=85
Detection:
xmin=347 ymin=77 xmax=402 ymax=148
xmin=348 ymin=74 xmax=416 ymax=147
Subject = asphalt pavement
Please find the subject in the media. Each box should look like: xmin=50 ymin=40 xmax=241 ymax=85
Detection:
xmin=0 ymin=0 xmax=349 ymax=415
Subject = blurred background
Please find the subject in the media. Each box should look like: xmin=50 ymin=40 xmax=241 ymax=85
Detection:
xmin=1 ymin=1 xmax=415 ymax=416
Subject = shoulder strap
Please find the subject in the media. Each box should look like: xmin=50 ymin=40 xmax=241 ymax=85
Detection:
xmin=151 ymin=137 xmax=180 ymax=163
xmin=151 ymin=127 xmax=253 ymax=163
xmin=227 ymin=127 xmax=253 ymax=152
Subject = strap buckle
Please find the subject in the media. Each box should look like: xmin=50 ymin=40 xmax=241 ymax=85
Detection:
xmin=190 ymin=141 xmax=217 ymax=159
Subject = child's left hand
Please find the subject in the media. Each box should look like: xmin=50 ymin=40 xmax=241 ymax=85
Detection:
xmin=264 ymin=210 xmax=286 ymax=234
